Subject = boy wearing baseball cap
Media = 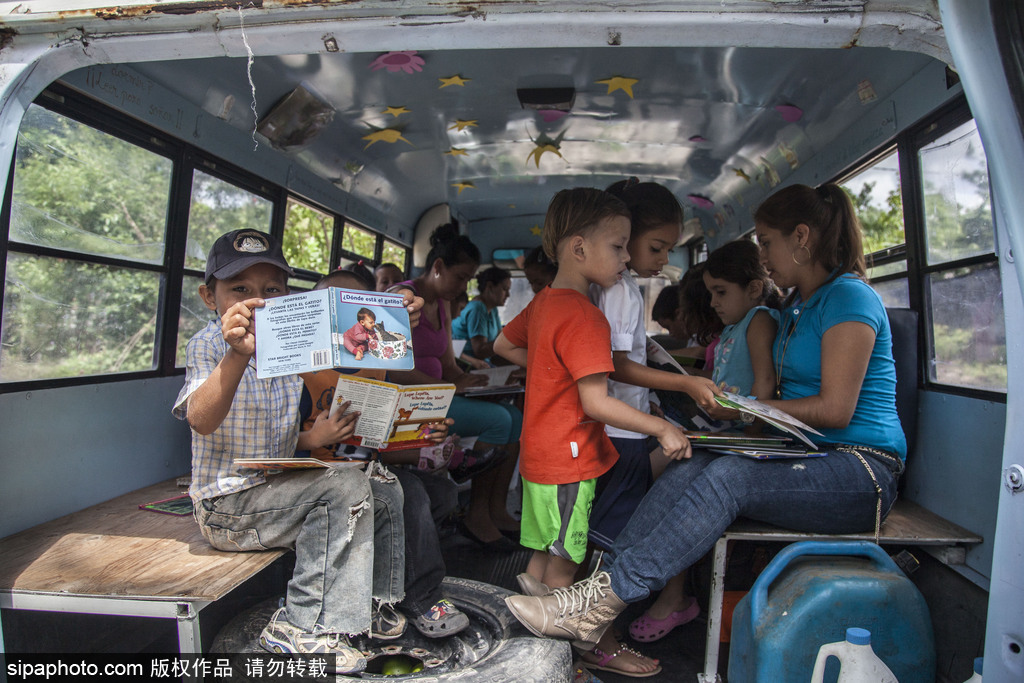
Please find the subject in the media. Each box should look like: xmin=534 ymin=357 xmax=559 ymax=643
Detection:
xmin=172 ymin=229 xmax=404 ymax=672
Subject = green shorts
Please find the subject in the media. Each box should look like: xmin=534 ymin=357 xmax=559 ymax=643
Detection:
xmin=520 ymin=478 xmax=597 ymax=564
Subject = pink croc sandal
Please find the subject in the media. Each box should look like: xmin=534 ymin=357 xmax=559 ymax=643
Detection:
xmin=628 ymin=596 xmax=701 ymax=642
xmin=581 ymin=644 xmax=662 ymax=678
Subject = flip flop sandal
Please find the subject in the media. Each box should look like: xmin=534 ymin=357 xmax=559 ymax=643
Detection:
xmin=628 ymin=596 xmax=701 ymax=642
xmin=581 ymin=644 xmax=662 ymax=678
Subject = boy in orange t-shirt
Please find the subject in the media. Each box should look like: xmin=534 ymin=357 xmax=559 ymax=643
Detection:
xmin=495 ymin=187 xmax=691 ymax=676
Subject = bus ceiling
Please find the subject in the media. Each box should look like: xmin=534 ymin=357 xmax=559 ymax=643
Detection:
xmin=0 ymin=1 xmax=957 ymax=256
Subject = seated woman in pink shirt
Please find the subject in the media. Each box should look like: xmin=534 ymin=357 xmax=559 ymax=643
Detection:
xmin=342 ymin=307 xmax=378 ymax=360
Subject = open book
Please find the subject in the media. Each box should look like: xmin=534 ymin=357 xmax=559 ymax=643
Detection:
xmin=234 ymin=457 xmax=368 ymax=471
xmin=713 ymin=392 xmax=824 ymax=449
xmin=254 ymin=287 xmax=415 ymax=378
xmin=329 ymin=374 xmax=456 ymax=451
xmin=464 ymin=365 xmax=524 ymax=397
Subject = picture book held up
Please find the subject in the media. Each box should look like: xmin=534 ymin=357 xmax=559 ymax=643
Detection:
xmin=329 ymin=374 xmax=455 ymax=451
xmin=254 ymin=287 xmax=414 ymax=379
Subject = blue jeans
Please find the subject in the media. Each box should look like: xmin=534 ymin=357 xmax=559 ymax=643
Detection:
xmin=195 ymin=466 xmax=405 ymax=635
xmin=388 ymin=467 xmax=450 ymax=615
xmin=606 ymin=448 xmax=899 ymax=603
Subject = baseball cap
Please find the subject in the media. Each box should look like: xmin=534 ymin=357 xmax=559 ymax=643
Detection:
xmin=205 ymin=229 xmax=294 ymax=283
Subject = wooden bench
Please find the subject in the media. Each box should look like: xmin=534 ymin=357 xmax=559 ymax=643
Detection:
xmin=699 ymin=499 xmax=982 ymax=682
xmin=0 ymin=478 xmax=286 ymax=654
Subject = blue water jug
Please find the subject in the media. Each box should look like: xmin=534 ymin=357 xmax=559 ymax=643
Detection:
xmin=727 ymin=540 xmax=934 ymax=683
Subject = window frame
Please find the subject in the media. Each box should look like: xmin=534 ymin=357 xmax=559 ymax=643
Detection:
xmin=0 ymin=83 xmax=409 ymax=393
xmin=834 ymin=97 xmax=1005 ymax=402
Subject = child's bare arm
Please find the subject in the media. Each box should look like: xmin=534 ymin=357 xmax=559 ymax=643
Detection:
xmin=577 ymin=373 xmax=691 ymax=460
xmin=186 ymin=298 xmax=262 ymax=435
xmin=494 ymin=332 xmax=528 ymax=367
xmin=608 ymin=352 xmax=721 ymax=411
xmin=747 ymin=310 xmax=779 ymax=400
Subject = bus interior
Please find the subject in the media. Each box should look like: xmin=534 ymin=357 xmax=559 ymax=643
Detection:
xmin=1 ymin=1 xmax=1022 ymax=681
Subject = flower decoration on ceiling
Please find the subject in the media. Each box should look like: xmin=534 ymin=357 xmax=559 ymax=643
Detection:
xmin=687 ymin=194 xmax=715 ymax=210
xmin=449 ymin=119 xmax=478 ymax=132
xmin=774 ymin=104 xmax=803 ymax=123
xmin=439 ymin=75 xmax=471 ymax=88
xmin=538 ymin=109 xmax=569 ymax=123
xmin=362 ymin=126 xmax=413 ymax=149
xmin=369 ymin=51 xmax=425 ymax=74
xmin=382 ymin=106 xmax=410 ymax=118
xmin=452 ymin=181 xmax=475 ymax=194
xmin=526 ymin=130 xmax=567 ymax=168
xmin=596 ymin=76 xmax=639 ymax=98
xmin=446 ymin=147 xmax=469 ymax=157
xmin=689 ymin=135 xmax=708 ymax=143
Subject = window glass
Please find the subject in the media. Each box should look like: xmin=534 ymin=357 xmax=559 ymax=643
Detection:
xmin=841 ymin=151 xmax=904 ymax=254
xmin=872 ymin=278 xmax=911 ymax=309
xmin=283 ymin=198 xmax=334 ymax=274
xmin=867 ymin=261 xmax=907 ymax=279
xmin=2 ymin=253 xmax=160 ymax=381
xmin=920 ymin=120 xmax=994 ymax=265
xmin=340 ymin=221 xmax=377 ymax=261
xmin=176 ymin=274 xmax=210 ymax=367
xmin=927 ymin=262 xmax=1006 ymax=392
xmin=10 ymin=104 xmax=171 ymax=264
xmin=381 ymin=240 xmax=409 ymax=272
xmin=185 ymin=170 xmax=273 ymax=272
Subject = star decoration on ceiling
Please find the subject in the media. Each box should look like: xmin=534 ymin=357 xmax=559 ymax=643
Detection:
xmin=451 ymin=181 xmax=475 ymax=194
xmin=526 ymin=130 xmax=567 ymax=168
xmin=596 ymin=76 xmax=639 ymax=98
xmin=529 ymin=225 xmax=542 ymax=236
xmin=733 ymin=167 xmax=752 ymax=183
xmin=439 ymin=74 xmax=471 ymax=88
xmin=446 ymin=147 xmax=469 ymax=157
xmin=362 ymin=127 xmax=413 ymax=149
xmin=383 ymin=106 xmax=410 ymax=118
xmin=449 ymin=119 xmax=478 ymax=132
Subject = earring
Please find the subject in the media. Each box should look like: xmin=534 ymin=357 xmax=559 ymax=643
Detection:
xmin=792 ymin=245 xmax=812 ymax=266
xmin=434 ymin=271 xmax=440 ymax=278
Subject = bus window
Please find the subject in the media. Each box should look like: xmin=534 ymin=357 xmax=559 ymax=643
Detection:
xmin=4 ymin=103 xmax=172 ymax=382
xmin=840 ymin=149 xmax=910 ymax=309
xmin=381 ymin=240 xmax=409 ymax=275
xmin=338 ymin=220 xmax=377 ymax=267
xmin=918 ymin=119 xmax=1004 ymax=393
xmin=283 ymin=198 xmax=335 ymax=276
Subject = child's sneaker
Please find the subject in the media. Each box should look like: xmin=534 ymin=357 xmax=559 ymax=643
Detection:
xmin=259 ymin=607 xmax=367 ymax=674
xmin=370 ymin=601 xmax=407 ymax=640
xmin=410 ymin=598 xmax=470 ymax=637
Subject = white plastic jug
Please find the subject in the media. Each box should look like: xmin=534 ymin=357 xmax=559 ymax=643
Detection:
xmin=810 ymin=627 xmax=899 ymax=683
xmin=962 ymin=657 xmax=983 ymax=682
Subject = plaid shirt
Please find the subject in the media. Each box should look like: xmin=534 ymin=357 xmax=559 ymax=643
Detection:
xmin=173 ymin=320 xmax=303 ymax=503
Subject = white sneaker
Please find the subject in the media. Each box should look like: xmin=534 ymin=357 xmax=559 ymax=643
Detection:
xmin=259 ymin=607 xmax=367 ymax=674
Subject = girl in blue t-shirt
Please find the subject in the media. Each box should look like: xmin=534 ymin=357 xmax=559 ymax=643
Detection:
xmin=703 ymin=239 xmax=782 ymax=399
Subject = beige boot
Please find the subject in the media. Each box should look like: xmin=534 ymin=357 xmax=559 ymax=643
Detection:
xmin=515 ymin=572 xmax=550 ymax=597
xmin=504 ymin=571 xmax=626 ymax=650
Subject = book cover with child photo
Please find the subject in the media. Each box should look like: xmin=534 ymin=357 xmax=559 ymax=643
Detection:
xmin=254 ymin=287 xmax=414 ymax=378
